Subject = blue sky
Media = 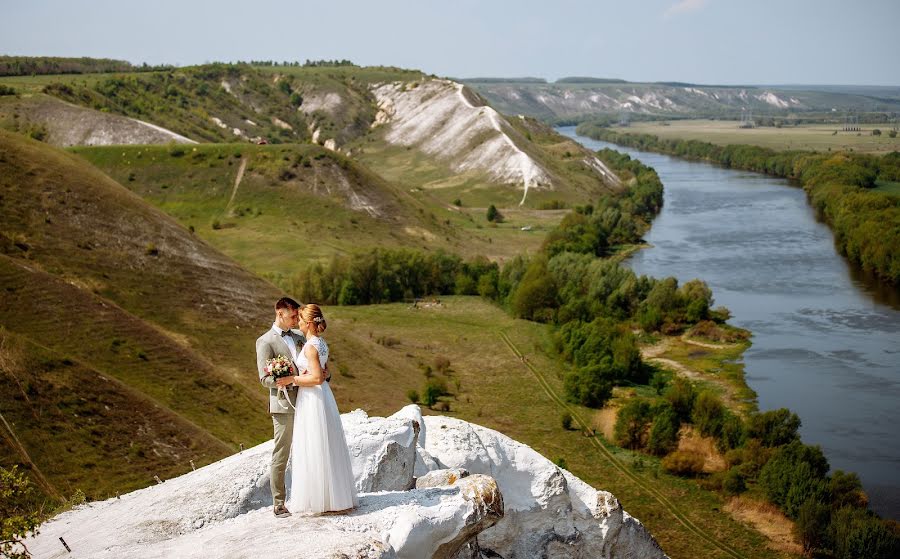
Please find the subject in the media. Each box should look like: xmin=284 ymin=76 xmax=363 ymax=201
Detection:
xmin=2 ymin=0 xmax=898 ymax=85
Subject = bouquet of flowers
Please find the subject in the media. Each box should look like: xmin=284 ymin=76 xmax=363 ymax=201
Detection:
xmin=264 ymin=354 xmax=295 ymax=381
xmin=265 ymin=355 xmax=296 ymax=410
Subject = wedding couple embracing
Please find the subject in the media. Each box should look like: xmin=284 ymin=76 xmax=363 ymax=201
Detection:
xmin=256 ymin=297 xmax=358 ymax=518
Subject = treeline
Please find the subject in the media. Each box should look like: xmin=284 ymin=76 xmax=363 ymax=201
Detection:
xmin=576 ymin=123 xmax=900 ymax=284
xmin=0 ymin=56 xmax=172 ymax=76
xmin=613 ymin=379 xmax=899 ymax=558
xmin=249 ymin=59 xmax=356 ymax=67
xmin=543 ymin=148 xmax=662 ymax=258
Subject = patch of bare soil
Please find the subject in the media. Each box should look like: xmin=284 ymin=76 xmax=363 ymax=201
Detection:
xmin=725 ymin=496 xmax=802 ymax=556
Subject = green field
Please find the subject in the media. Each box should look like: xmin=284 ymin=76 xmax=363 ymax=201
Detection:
xmin=626 ymin=119 xmax=900 ymax=154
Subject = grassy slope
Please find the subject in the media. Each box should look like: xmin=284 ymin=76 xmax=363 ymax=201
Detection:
xmin=0 ymin=130 xmax=284 ymax=506
xmin=71 ymin=141 xmax=580 ymax=278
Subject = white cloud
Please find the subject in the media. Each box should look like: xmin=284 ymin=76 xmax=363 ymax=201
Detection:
xmin=663 ymin=0 xmax=708 ymax=18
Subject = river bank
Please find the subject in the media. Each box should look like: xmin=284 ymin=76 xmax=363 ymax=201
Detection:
xmin=559 ymin=126 xmax=900 ymax=520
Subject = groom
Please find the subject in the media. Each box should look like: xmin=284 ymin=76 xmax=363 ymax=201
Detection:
xmin=256 ymin=297 xmax=331 ymax=518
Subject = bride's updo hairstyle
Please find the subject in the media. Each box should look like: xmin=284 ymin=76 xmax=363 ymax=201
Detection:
xmin=300 ymin=304 xmax=327 ymax=335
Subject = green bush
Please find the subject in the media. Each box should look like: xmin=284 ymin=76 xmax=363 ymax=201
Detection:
xmin=560 ymin=412 xmax=573 ymax=430
xmin=647 ymin=401 xmax=680 ymax=456
xmin=664 ymin=376 xmax=695 ymax=422
xmin=747 ymin=408 xmax=800 ymax=447
xmin=486 ymin=204 xmax=503 ymax=223
xmin=691 ymin=390 xmax=725 ymax=438
xmin=722 ymin=467 xmax=747 ymax=496
xmin=614 ymin=399 xmax=651 ymax=449
xmin=1 ymin=466 xmax=42 ymax=559
xmin=422 ymin=378 xmax=448 ymax=408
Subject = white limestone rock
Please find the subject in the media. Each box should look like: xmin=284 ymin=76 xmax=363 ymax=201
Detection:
xmin=25 ymin=407 xmax=665 ymax=559
xmin=416 ymin=468 xmax=470 ymax=489
xmin=422 ymin=416 xmax=668 ymax=559
xmin=343 ymin=408 xmax=419 ymax=493
xmin=27 ymin=475 xmax=502 ymax=559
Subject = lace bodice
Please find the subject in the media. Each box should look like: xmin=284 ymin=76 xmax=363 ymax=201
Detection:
xmin=295 ymin=335 xmax=329 ymax=372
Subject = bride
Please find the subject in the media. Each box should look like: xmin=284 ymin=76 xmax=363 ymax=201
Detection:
xmin=286 ymin=304 xmax=358 ymax=514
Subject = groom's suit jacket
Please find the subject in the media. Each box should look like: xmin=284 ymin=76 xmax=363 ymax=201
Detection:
xmin=256 ymin=328 xmax=305 ymax=414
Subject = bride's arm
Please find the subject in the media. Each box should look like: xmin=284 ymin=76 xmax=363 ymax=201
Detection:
xmin=292 ymin=344 xmax=325 ymax=386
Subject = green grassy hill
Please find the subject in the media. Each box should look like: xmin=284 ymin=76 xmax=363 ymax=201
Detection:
xmin=0 ymin=130 xmax=284 ymax=508
xmin=0 ymin=64 xmax=619 ymax=213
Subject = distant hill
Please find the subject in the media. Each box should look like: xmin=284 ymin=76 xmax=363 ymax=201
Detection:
xmin=465 ymin=79 xmax=900 ymax=122
xmin=0 ymin=63 xmax=620 ymax=210
xmin=0 ymin=130 xmax=283 ymax=507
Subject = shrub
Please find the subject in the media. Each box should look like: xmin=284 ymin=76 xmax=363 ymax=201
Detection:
xmin=664 ymin=376 xmax=695 ymax=421
xmin=486 ymin=204 xmax=503 ymax=223
xmin=563 ymin=365 xmax=613 ymax=408
xmin=406 ymin=390 xmax=419 ymax=403
xmin=692 ymin=390 xmax=725 ymax=438
xmin=211 ymin=219 xmax=222 ymax=230
xmin=145 ymin=243 xmax=159 ymax=256
xmin=759 ymin=441 xmax=829 ymax=517
xmin=561 ymin=412 xmax=573 ymax=430
xmin=0 ymin=84 xmax=17 ymax=96
xmin=717 ymin=412 xmax=746 ymax=452
xmin=1 ymin=466 xmax=42 ymax=559
xmin=453 ymin=198 xmax=462 ymax=206
xmin=661 ymin=450 xmax=705 ymax=476
xmin=169 ymin=145 xmax=186 ymax=157
xmin=830 ymin=506 xmax=900 ymax=559
xmin=722 ymin=467 xmax=747 ymax=496
xmin=647 ymin=402 xmax=680 ymax=456
xmin=614 ymin=399 xmax=651 ymax=450
xmin=422 ymin=378 xmax=448 ymax=408
xmin=554 ymin=457 xmax=568 ymax=469
xmin=747 ymin=408 xmax=800 ymax=447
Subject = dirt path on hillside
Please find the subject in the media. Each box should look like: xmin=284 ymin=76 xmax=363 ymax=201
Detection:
xmin=226 ymin=157 xmax=248 ymax=209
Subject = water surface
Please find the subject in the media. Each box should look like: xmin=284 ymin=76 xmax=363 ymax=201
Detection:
xmin=559 ymin=126 xmax=900 ymax=519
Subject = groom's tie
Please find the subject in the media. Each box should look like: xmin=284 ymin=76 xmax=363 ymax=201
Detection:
xmin=281 ymin=329 xmax=291 ymax=337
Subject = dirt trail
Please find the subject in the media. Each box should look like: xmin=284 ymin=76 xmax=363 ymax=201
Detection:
xmin=226 ymin=157 xmax=249 ymax=209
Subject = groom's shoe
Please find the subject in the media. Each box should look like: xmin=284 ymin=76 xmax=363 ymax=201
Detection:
xmin=273 ymin=504 xmax=291 ymax=518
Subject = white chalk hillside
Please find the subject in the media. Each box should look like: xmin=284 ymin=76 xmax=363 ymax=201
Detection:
xmin=27 ymin=406 xmax=667 ymax=559
xmin=372 ymin=80 xmax=553 ymax=201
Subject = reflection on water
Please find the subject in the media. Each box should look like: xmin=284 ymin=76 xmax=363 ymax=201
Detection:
xmin=559 ymin=126 xmax=900 ymax=519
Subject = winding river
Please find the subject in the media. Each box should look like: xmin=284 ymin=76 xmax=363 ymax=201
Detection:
xmin=558 ymin=126 xmax=900 ymax=519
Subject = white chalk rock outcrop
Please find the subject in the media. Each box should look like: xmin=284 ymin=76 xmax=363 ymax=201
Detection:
xmin=372 ymin=79 xmax=552 ymax=200
xmin=26 ymin=407 xmax=665 ymax=558
xmin=422 ymin=416 xmax=668 ymax=559
xmin=344 ymin=406 xmax=420 ymax=492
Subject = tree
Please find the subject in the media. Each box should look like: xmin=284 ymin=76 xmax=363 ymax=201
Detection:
xmin=747 ymin=408 xmax=800 ymax=447
xmin=563 ymin=365 xmax=613 ymax=408
xmin=647 ymin=402 xmax=680 ymax=456
xmin=759 ymin=441 xmax=829 ymax=517
xmin=692 ymin=390 xmax=725 ymax=438
xmin=486 ymin=204 xmax=503 ymax=223
xmin=664 ymin=376 xmax=695 ymax=422
xmin=794 ymin=497 xmax=830 ymax=554
xmin=1 ymin=466 xmax=41 ymax=559
xmin=614 ymin=399 xmax=651 ymax=449
xmin=510 ymin=256 xmax=557 ymax=322
xmin=830 ymin=506 xmax=900 ymax=559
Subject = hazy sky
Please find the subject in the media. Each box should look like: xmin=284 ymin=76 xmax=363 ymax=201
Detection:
xmin=2 ymin=0 xmax=898 ymax=85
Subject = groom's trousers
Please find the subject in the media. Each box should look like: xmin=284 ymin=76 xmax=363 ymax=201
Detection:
xmin=271 ymin=412 xmax=294 ymax=507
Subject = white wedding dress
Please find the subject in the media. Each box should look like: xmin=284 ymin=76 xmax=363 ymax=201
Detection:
xmin=287 ymin=335 xmax=358 ymax=513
